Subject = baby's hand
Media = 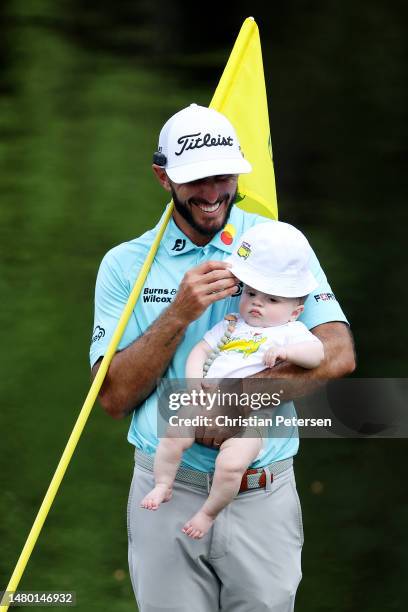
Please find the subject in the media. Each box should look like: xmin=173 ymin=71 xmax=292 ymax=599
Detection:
xmin=263 ymin=346 xmax=287 ymax=368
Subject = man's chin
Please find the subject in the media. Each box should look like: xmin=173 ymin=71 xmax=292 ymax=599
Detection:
xmin=174 ymin=202 xmax=234 ymax=236
xmin=194 ymin=199 xmax=236 ymax=233
xmin=193 ymin=214 xmax=229 ymax=236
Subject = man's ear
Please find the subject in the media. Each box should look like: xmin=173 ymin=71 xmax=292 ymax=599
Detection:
xmin=289 ymin=304 xmax=304 ymax=322
xmin=152 ymin=164 xmax=172 ymax=192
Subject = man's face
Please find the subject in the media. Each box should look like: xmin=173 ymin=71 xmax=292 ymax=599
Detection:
xmin=170 ymin=175 xmax=238 ymax=238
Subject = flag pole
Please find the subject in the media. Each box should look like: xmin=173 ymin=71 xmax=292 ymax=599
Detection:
xmin=1 ymin=204 xmax=173 ymax=611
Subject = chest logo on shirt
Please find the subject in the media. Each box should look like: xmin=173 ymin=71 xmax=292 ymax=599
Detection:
xmin=221 ymin=223 xmax=236 ymax=245
xmin=143 ymin=287 xmax=177 ymax=303
xmin=171 ymin=239 xmax=186 ymax=252
xmin=91 ymin=325 xmax=105 ymax=344
xmin=221 ymin=333 xmax=267 ymax=358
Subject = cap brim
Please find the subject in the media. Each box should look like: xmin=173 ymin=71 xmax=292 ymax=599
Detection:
xmin=166 ymin=157 xmax=252 ymax=184
xmin=228 ymin=260 xmax=319 ymax=298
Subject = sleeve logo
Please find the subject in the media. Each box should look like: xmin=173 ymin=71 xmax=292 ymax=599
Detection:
xmin=314 ymin=292 xmax=336 ymax=302
xmin=91 ymin=325 xmax=106 ymax=344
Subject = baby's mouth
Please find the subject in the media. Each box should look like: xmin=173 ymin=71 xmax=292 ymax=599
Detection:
xmin=249 ymin=309 xmax=262 ymax=317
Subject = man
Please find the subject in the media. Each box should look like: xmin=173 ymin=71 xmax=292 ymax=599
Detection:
xmin=90 ymin=103 xmax=355 ymax=611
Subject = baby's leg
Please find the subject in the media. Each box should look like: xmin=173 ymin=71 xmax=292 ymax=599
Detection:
xmin=182 ymin=436 xmax=262 ymax=538
xmin=140 ymin=435 xmax=194 ymax=510
xmin=141 ymin=419 xmax=195 ymax=510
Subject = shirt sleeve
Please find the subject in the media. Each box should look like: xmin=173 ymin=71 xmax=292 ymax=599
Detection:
xmin=203 ymin=319 xmax=228 ymax=351
xmin=299 ymin=248 xmax=349 ymax=330
xmin=89 ymin=247 xmax=142 ymax=368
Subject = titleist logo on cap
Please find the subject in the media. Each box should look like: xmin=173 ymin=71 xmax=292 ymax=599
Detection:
xmin=175 ymin=132 xmax=234 ymax=156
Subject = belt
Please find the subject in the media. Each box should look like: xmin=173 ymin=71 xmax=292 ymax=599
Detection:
xmin=135 ymin=450 xmax=293 ymax=494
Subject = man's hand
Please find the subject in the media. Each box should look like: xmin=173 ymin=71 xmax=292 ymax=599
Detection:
xmin=93 ymin=261 xmax=239 ymax=419
xmin=195 ymin=379 xmax=244 ymax=447
xmin=172 ymin=260 xmax=239 ymax=325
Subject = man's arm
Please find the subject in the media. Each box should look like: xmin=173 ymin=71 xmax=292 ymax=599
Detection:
xmin=92 ymin=260 xmax=238 ymax=419
xmin=245 ymin=321 xmax=356 ymax=398
xmin=195 ymin=322 xmax=355 ymax=446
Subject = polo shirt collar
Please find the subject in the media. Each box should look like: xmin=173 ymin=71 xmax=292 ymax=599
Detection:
xmin=162 ymin=216 xmax=197 ymax=256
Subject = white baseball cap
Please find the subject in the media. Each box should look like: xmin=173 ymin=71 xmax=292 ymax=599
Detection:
xmin=155 ymin=104 xmax=252 ymax=183
xmin=227 ymin=221 xmax=318 ymax=297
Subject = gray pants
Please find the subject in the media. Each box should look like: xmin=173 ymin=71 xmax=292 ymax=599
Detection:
xmin=127 ymin=461 xmax=303 ymax=611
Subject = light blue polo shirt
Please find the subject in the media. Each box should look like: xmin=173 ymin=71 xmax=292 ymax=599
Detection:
xmin=90 ymin=204 xmax=348 ymax=471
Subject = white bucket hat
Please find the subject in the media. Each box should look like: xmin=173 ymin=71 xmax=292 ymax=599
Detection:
xmin=227 ymin=221 xmax=318 ymax=297
xmin=155 ymin=103 xmax=252 ymax=183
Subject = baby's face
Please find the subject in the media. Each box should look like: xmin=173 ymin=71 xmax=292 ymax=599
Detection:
xmin=239 ymin=285 xmax=304 ymax=327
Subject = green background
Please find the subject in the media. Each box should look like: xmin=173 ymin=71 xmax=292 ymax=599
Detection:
xmin=1 ymin=1 xmax=407 ymax=610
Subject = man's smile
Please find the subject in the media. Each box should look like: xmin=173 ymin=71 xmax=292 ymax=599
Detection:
xmin=195 ymin=202 xmax=222 ymax=213
xmin=189 ymin=195 xmax=229 ymax=216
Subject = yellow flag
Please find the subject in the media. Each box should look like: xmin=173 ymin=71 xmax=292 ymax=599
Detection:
xmin=210 ymin=17 xmax=278 ymax=220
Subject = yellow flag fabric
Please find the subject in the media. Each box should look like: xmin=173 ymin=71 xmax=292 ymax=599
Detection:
xmin=210 ymin=17 xmax=278 ymax=220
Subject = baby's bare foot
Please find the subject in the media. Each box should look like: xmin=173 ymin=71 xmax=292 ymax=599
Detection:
xmin=140 ymin=484 xmax=172 ymax=510
xmin=182 ymin=510 xmax=215 ymax=539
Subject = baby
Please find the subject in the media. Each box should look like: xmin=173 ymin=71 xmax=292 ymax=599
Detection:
xmin=141 ymin=221 xmax=324 ymax=538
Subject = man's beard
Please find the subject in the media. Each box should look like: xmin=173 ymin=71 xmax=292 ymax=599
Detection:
xmin=170 ymin=187 xmax=237 ymax=237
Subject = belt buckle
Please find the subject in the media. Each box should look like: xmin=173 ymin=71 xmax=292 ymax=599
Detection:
xmin=239 ymin=468 xmax=268 ymax=493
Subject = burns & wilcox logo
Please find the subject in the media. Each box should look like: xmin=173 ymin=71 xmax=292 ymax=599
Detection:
xmin=143 ymin=287 xmax=177 ymax=303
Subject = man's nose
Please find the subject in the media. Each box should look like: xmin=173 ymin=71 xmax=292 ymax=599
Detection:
xmin=197 ymin=178 xmax=220 ymax=203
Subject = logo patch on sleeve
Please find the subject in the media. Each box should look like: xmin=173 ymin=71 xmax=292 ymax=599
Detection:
xmin=91 ymin=325 xmax=106 ymax=344
xmin=314 ymin=292 xmax=336 ymax=303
